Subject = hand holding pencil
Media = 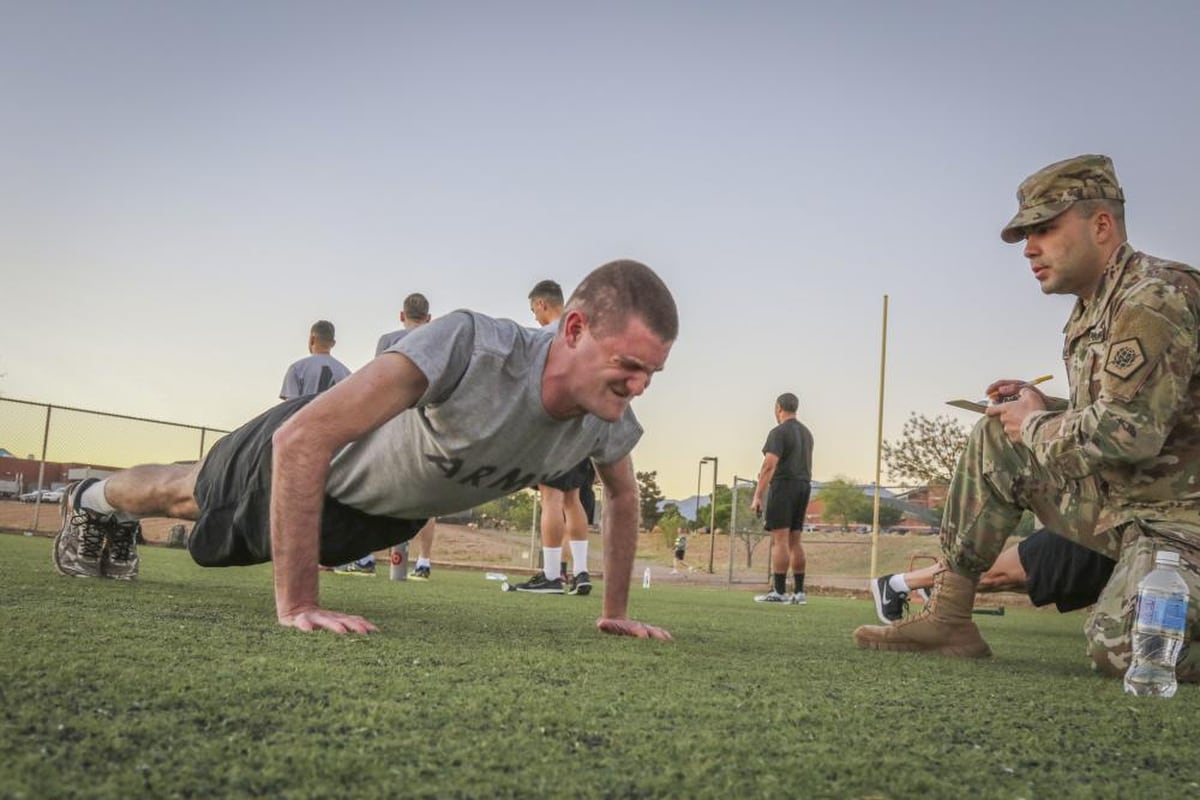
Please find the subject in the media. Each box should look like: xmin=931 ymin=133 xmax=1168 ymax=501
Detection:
xmin=985 ymin=375 xmax=1052 ymax=443
xmin=984 ymin=374 xmax=1053 ymax=406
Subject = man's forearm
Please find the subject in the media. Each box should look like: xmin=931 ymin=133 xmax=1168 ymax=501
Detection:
xmin=601 ymin=489 xmax=638 ymax=619
xmin=753 ymin=461 xmax=776 ymax=500
xmin=270 ymin=425 xmax=332 ymax=620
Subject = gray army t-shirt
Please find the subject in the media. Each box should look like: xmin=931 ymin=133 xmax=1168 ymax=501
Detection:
xmin=375 ymin=328 xmax=408 ymax=356
xmin=279 ymin=354 xmax=351 ymax=400
xmin=326 ymin=311 xmax=643 ymax=518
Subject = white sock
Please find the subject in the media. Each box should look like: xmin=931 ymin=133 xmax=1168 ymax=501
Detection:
xmin=80 ymin=480 xmax=115 ymax=514
xmin=80 ymin=480 xmax=140 ymax=523
xmin=542 ymin=547 xmax=562 ymax=578
xmin=569 ymin=540 xmax=589 ymax=573
xmin=889 ymin=574 xmax=911 ymax=594
xmin=416 ymin=557 xmax=431 ymax=569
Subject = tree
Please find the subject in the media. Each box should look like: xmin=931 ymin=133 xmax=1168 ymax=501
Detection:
xmin=474 ymin=489 xmax=535 ymax=530
xmin=818 ymin=477 xmax=871 ymax=530
xmin=636 ymin=470 xmax=665 ymax=529
xmin=883 ymin=413 xmax=970 ymax=486
xmin=851 ymin=501 xmax=904 ymax=527
xmin=657 ymin=504 xmax=687 ymax=545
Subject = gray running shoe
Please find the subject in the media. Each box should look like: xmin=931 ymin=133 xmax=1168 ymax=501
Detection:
xmin=754 ymin=589 xmax=791 ymax=604
xmin=52 ymin=479 xmax=106 ymax=578
xmin=790 ymin=591 xmax=808 ymax=605
xmin=103 ymin=519 xmax=141 ymax=580
xmin=333 ymin=562 xmax=376 ymax=576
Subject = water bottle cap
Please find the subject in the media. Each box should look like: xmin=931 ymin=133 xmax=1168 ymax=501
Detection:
xmin=1154 ymin=550 xmax=1181 ymax=567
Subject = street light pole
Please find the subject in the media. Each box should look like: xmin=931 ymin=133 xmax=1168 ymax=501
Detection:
xmin=706 ymin=456 xmax=718 ymax=574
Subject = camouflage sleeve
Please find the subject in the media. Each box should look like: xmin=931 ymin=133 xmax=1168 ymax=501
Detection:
xmin=1021 ymin=283 xmax=1200 ymax=478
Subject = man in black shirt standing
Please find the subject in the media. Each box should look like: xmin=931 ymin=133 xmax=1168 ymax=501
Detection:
xmin=750 ymin=393 xmax=815 ymax=604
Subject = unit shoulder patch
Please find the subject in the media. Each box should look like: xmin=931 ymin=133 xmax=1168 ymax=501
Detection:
xmin=1104 ymin=338 xmax=1147 ymax=380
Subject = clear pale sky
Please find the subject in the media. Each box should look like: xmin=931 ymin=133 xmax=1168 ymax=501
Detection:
xmin=3 ymin=2 xmax=1198 ymax=499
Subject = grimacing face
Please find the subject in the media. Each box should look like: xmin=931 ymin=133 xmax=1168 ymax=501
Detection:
xmin=568 ymin=315 xmax=672 ymax=422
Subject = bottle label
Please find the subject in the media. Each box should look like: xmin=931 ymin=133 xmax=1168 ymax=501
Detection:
xmin=1136 ymin=594 xmax=1188 ymax=635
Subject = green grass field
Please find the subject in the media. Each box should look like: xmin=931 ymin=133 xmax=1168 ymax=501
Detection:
xmin=2 ymin=534 xmax=1196 ymax=800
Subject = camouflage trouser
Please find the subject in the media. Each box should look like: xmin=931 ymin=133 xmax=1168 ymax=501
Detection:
xmin=942 ymin=416 xmax=1200 ymax=681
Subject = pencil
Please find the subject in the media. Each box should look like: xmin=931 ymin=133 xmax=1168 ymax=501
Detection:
xmin=983 ymin=375 xmax=1053 ymax=405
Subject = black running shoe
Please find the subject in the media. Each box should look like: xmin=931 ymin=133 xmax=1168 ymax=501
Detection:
xmin=103 ymin=519 xmax=141 ymax=580
xmin=871 ymin=575 xmax=909 ymax=624
xmin=568 ymin=571 xmax=592 ymax=596
xmin=513 ymin=572 xmax=564 ymax=594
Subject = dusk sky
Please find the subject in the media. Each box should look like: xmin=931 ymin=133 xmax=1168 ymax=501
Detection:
xmin=3 ymin=2 xmax=1198 ymax=499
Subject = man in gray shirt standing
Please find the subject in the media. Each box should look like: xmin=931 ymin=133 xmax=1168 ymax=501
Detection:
xmin=376 ymin=292 xmax=437 ymax=580
xmin=279 ymin=320 xmax=351 ymax=400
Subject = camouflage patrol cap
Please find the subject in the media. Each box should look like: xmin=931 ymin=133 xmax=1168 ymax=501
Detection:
xmin=1000 ymin=154 xmax=1124 ymax=243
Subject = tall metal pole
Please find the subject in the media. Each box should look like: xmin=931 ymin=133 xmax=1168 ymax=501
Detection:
xmin=31 ymin=406 xmax=52 ymax=531
xmin=707 ymin=457 xmax=719 ymax=573
xmin=695 ymin=459 xmax=705 ymax=532
xmin=870 ymin=295 xmax=889 ymax=580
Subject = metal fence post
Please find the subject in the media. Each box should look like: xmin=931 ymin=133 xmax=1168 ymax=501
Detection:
xmin=31 ymin=405 xmax=52 ymax=531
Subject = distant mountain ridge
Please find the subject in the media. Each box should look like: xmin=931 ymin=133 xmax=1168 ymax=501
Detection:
xmin=659 ymin=481 xmax=905 ymax=522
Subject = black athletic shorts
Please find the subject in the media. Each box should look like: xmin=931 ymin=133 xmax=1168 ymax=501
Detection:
xmin=673 ymin=548 xmax=686 ymax=560
xmin=542 ymin=458 xmax=595 ymax=492
xmin=764 ymin=479 xmax=811 ymax=532
xmin=1018 ymin=527 xmax=1117 ymax=613
xmin=579 ymin=479 xmax=596 ymax=525
xmin=188 ymin=396 xmax=427 ymax=568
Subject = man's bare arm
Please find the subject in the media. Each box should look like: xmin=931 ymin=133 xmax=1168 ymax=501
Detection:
xmin=593 ymin=455 xmax=672 ymax=641
xmin=270 ymin=353 xmax=429 ymax=633
xmin=751 ymin=452 xmax=779 ymax=513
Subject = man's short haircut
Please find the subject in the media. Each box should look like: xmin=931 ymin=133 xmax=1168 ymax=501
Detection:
xmin=310 ymin=320 xmax=336 ymax=343
xmin=403 ymin=293 xmax=430 ymax=320
xmin=564 ymin=260 xmax=678 ymax=341
xmin=776 ymin=393 xmax=799 ymax=414
xmin=528 ymin=280 xmax=564 ymax=306
xmin=1072 ymin=198 xmax=1126 ymax=228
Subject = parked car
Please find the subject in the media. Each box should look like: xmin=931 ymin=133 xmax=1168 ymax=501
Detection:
xmin=18 ymin=489 xmax=63 ymax=503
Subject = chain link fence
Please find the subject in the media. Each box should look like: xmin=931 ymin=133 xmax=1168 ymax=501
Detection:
xmin=0 ymin=397 xmax=229 ymax=537
xmin=724 ymin=475 xmax=945 ymax=586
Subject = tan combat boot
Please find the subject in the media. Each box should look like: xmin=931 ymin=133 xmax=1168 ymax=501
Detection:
xmin=853 ymin=570 xmax=991 ymax=658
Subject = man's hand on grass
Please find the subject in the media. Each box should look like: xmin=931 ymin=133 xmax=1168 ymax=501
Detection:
xmin=278 ymin=606 xmax=378 ymax=635
xmin=596 ymin=617 xmax=673 ymax=640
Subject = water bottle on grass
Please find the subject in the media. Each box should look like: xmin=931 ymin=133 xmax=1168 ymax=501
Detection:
xmin=1123 ymin=550 xmax=1189 ymax=698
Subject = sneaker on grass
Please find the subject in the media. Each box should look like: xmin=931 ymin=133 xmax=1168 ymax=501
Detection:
xmin=333 ymin=562 xmax=376 ymax=576
xmin=103 ymin=519 xmax=141 ymax=580
xmin=790 ymin=591 xmax=808 ymax=605
xmin=870 ymin=575 xmax=908 ymax=623
xmin=513 ymin=572 xmax=564 ymax=594
xmin=753 ymin=589 xmax=791 ymax=604
xmin=567 ymin=571 xmax=592 ymax=596
xmin=409 ymin=565 xmax=431 ymax=580
xmin=53 ymin=479 xmax=106 ymax=579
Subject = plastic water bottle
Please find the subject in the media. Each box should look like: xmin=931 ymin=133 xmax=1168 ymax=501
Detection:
xmin=389 ymin=543 xmax=409 ymax=581
xmin=1123 ymin=550 xmax=1190 ymax=698
xmin=642 ymin=567 xmax=651 ymax=590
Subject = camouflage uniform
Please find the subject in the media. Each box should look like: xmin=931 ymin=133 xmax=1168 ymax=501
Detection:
xmin=943 ymin=239 xmax=1200 ymax=680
